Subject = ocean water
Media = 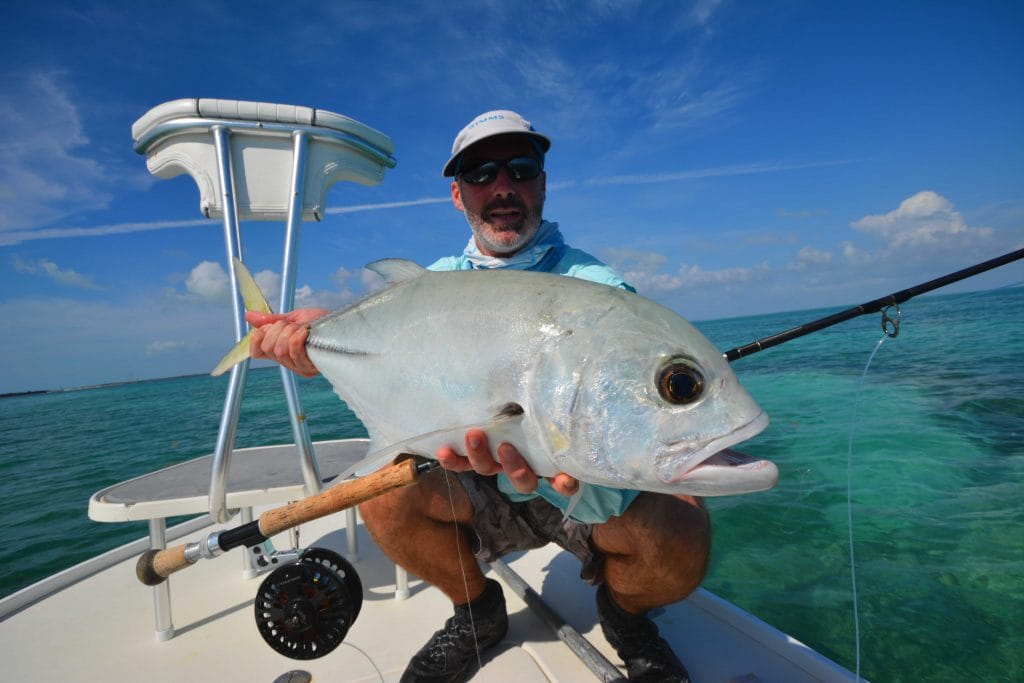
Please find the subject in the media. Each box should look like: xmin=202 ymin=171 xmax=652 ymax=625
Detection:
xmin=1 ymin=287 xmax=1021 ymax=682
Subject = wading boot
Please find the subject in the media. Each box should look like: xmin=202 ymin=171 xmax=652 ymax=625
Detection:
xmin=400 ymin=578 xmax=508 ymax=683
xmin=596 ymin=583 xmax=691 ymax=682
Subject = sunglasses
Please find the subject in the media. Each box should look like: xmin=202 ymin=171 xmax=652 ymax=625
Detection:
xmin=458 ymin=157 xmax=543 ymax=185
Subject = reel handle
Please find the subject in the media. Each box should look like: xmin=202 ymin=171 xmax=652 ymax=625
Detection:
xmin=136 ymin=456 xmax=430 ymax=586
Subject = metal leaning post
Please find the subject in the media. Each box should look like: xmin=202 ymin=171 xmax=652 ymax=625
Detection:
xmin=132 ymin=98 xmax=397 ymax=525
xmin=127 ymin=98 xmax=397 ymax=639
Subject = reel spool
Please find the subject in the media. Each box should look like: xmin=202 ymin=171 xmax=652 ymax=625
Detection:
xmin=255 ymin=548 xmax=363 ymax=659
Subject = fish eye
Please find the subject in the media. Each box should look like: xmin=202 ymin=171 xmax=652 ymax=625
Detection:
xmin=657 ymin=360 xmax=705 ymax=405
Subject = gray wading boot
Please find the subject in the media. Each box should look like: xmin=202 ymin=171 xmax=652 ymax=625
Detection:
xmin=596 ymin=583 xmax=691 ymax=682
xmin=400 ymin=578 xmax=508 ymax=683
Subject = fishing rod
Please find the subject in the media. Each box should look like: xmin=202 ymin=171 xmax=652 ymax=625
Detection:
xmin=135 ymin=456 xmax=439 ymax=586
xmin=724 ymin=247 xmax=1024 ymax=362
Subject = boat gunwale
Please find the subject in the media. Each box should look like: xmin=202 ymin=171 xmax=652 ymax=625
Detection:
xmin=0 ymin=514 xmax=213 ymax=621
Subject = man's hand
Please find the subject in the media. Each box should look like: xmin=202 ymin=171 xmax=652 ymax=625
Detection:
xmin=438 ymin=428 xmax=580 ymax=497
xmin=246 ymin=308 xmax=328 ymax=377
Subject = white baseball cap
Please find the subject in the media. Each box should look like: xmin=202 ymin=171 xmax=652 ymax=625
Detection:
xmin=442 ymin=110 xmax=551 ymax=177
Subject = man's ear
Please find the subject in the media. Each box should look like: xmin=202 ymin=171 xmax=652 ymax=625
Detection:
xmin=451 ymin=180 xmax=465 ymax=212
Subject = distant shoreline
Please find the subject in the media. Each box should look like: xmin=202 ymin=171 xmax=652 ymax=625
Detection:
xmin=0 ymin=369 xmax=276 ymax=400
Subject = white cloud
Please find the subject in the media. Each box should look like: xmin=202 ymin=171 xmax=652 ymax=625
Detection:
xmin=145 ymin=340 xmax=187 ymax=354
xmin=602 ymin=247 xmax=668 ymax=271
xmin=254 ymin=270 xmax=282 ymax=307
xmin=650 ymin=79 xmax=746 ymax=131
xmin=176 ymin=261 xmax=367 ymax=312
xmin=605 ymin=248 xmax=770 ymax=295
xmin=788 ymin=246 xmax=832 ymax=270
xmin=331 ymin=267 xmax=357 ymax=288
xmin=0 ymin=71 xmax=113 ymax=233
xmin=11 ymin=257 xmax=102 ymax=290
xmin=850 ymin=190 xmax=994 ymax=250
xmin=185 ymin=261 xmax=229 ymax=300
xmin=689 ymin=0 xmax=724 ymax=27
xmin=294 ymin=284 xmax=318 ymax=309
xmin=360 ymin=267 xmax=390 ymax=292
xmin=841 ymin=241 xmax=871 ymax=265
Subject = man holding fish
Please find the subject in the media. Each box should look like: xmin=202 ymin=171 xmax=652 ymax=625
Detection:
xmin=247 ymin=111 xmax=727 ymax=682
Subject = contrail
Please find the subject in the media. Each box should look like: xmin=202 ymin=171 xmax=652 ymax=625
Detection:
xmin=1 ymin=199 xmax=450 ymax=245
xmin=582 ymin=158 xmax=866 ymax=187
xmin=2 ymin=159 xmax=863 ymax=244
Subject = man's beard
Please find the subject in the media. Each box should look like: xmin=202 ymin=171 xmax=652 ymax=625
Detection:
xmin=466 ymin=197 xmax=543 ymax=256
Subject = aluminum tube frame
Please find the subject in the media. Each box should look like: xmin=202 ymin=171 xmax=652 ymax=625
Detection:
xmin=208 ymin=125 xmax=246 ymax=524
xmin=148 ymin=519 xmax=175 ymax=641
xmin=278 ymin=131 xmax=322 ymax=497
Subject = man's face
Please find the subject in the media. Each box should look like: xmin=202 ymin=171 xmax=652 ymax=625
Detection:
xmin=451 ymin=134 xmax=546 ymax=257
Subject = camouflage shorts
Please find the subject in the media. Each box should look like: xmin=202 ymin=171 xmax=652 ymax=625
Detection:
xmin=457 ymin=472 xmax=604 ymax=585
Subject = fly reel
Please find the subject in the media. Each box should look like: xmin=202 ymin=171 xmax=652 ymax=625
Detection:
xmin=254 ymin=547 xmax=363 ymax=659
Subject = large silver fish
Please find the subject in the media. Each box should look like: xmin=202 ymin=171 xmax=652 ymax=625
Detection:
xmin=215 ymin=258 xmax=777 ymax=496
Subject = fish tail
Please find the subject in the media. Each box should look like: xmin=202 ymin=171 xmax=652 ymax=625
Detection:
xmin=211 ymin=333 xmax=254 ymax=377
xmin=232 ymin=257 xmax=273 ymax=316
xmin=210 ymin=258 xmax=274 ymax=377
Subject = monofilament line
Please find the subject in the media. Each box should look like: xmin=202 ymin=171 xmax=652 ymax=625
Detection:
xmin=340 ymin=641 xmax=385 ymax=682
xmin=441 ymin=470 xmax=485 ymax=672
xmin=847 ymin=334 xmax=889 ymax=681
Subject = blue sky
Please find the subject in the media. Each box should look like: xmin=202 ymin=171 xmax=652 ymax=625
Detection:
xmin=1 ymin=1 xmax=1021 ymax=393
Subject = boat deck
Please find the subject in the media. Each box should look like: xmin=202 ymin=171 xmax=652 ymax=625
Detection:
xmin=1 ymin=501 xmax=859 ymax=682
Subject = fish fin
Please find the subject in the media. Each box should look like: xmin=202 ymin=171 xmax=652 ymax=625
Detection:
xmin=326 ymin=448 xmax=394 ymax=484
xmin=232 ymin=257 xmax=274 ymax=314
xmin=347 ymin=449 xmax=400 ymax=480
xmin=365 ymin=258 xmax=427 ymax=285
xmin=356 ymin=403 xmax=529 ymax=476
xmin=211 ymin=332 xmax=254 ymax=376
xmin=210 ymin=260 xmax=273 ymax=376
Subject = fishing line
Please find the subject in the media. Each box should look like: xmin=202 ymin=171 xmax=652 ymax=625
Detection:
xmin=845 ymin=326 xmax=894 ymax=682
xmin=339 ymin=641 xmax=386 ymax=682
xmin=440 ymin=469 xmax=486 ymax=672
xmin=840 ymin=280 xmax=1023 ymax=680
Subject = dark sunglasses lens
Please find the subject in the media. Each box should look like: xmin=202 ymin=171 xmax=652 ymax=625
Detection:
xmin=506 ymin=157 xmax=541 ymax=180
xmin=461 ymin=161 xmax=499 ymax=185
xmin=461 ymin=157 xmax=541 ymax=184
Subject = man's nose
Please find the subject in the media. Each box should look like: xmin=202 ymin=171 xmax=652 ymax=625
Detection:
xmin=490 ymin=166 xmax=517 ymax=195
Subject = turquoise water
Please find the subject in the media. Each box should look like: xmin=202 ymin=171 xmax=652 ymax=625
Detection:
xmin=1 ymin=287 xmax=1021 ymax=681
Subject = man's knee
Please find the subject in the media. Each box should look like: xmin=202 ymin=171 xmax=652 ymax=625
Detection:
xmin=594 ymin=493 xmax=711 ymax=606
xmin=358 ymin=485 xmax=407 ymax=538
xmin=654 ymin=495 xmax=711 ymax=593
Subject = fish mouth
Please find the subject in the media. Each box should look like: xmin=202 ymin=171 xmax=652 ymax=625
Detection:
xmin=655 ymin=410 xmax=771 ymax=488
xmin=671 ymin=449 xmax=780 ymax=496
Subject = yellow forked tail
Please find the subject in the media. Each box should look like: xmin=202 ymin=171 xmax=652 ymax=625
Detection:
xmin=210 ymin=258 xmax=274 ymax=377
